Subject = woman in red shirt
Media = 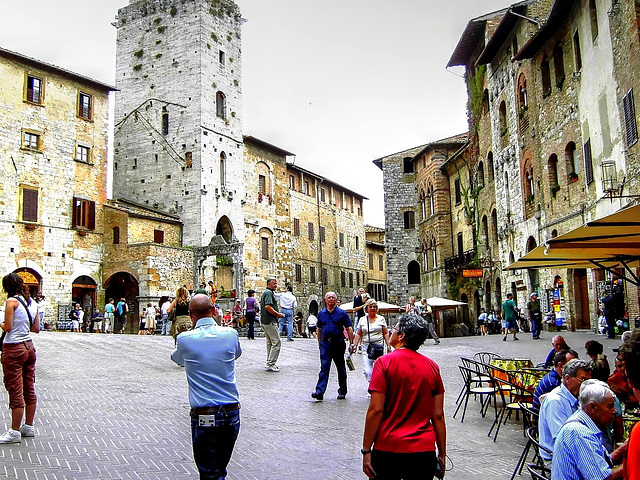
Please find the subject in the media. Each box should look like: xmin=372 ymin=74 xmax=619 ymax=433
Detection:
xmin=362 ymin=313 xmax=446 ymax=479
xmin=621 ymin=332 xmax=639 ymax=480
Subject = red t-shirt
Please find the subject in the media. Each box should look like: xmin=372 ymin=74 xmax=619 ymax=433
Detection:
xmin=368 ymin=348 xmax=445 ymax=453
xmin=624 ymin=422 xmax=639 ymax=480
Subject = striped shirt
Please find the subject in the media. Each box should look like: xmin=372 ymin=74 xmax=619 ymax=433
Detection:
xmin=552 ymin=409 xmax=612 ymax=480
xmin=532 ymin=369 xmax=561 ymax=411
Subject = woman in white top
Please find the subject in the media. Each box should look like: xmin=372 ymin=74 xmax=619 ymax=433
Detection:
xmin=0 ymin=273 xmax=40 ymax=444
xmin=352 ymin=299 xmax=391 ymax=383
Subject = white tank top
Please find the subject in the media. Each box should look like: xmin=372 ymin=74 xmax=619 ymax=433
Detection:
xmin=4 ymin=296 xmax=38 ymax=344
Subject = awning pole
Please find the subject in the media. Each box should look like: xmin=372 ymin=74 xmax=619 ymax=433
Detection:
xmin=588 ymin=259 xmax=640 ymax=286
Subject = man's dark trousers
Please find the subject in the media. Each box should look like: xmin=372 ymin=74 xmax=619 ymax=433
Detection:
xmin=191 ymin=408 xmax=240 ymax=479
xmin=315 ymin=337 xmax=347 ymax=396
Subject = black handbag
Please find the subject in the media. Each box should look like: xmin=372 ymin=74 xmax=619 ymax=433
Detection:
xmin=366 ymin=320 xmax=385 ymax=360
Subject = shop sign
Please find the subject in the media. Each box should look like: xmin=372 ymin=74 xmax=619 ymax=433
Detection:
xmin=462 ymin=269 xmax=483 ymax=278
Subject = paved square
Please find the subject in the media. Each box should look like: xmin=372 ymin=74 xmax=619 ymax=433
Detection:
xmin=0 ymin=328 xmax=615 ymax=479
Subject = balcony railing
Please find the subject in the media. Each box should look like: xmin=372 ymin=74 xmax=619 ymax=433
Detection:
xmin=444 ymin=249 xmax=476 ymax=272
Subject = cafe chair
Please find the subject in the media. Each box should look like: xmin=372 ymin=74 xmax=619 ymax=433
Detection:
xmin=487 ymin=369 xmax=524 ymax=441
xmin=510 ymin=406 xmax=540 ymax=479
xmin=526 ymin=464 xmax=551 ymax=480
xmin=474 ymin=351 xmax=502 ymax=365
xmin=454 ymin=365 xmax=497 ymax=422
xmin=526 ymin=426 xmax=552 ymax=469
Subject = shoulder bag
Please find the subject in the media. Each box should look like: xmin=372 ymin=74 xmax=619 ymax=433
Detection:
xmin=366 ymin=318 xmax=384 ymax=360
xmin=0 ymin=296 xmax=34 ymax=352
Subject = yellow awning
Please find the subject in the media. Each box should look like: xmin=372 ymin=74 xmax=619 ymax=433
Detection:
xmin=505 ymin=204 xmax=640 ymax=284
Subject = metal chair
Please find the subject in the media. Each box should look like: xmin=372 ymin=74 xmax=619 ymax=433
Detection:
xmin=454 ymin=365 xmax=497 ymax=422
xmin=487 ymin=368 xmax=523 ymax=441
xmin=510 ymin=407 xmax=540 ymax=479
xmin=474 ymin=351 xmax=502 ymax=365
xmin=526 ymin=426 xmax=552 ymax=468
xmin=526 ymin=464 xmax=551 ymax=480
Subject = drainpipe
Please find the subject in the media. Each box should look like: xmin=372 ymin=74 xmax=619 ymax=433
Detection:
xmin=316 ymin=178 xmax=325 ymax=300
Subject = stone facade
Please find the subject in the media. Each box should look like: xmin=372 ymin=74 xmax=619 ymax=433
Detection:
xmin=0 ymin=47 xmax=114 ymax=323
xmin=365 ymin=226 xmax=387 ymax=302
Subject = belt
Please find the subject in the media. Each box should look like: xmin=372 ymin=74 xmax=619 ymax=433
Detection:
xmin=190 ymin=403 xmax=240 ymax=416
xmin=323 ymin=336 xmax=344 ymax=343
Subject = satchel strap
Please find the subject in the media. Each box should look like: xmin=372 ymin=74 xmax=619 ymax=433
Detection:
xmin=13 ymin=296 xmax=34 ymax=327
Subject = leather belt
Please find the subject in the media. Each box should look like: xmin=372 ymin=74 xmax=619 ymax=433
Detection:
xmin=190 ymin=403 xmax=240 ymax=416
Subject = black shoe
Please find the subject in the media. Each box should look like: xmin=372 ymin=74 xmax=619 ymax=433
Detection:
xmin=311 ymin=392 xmax=324 ymax=401
xmin=514 ymin=336 xmax=520 ymax=341
xmin=503 ymin=336 xmax=507 ymax=341
xmin=337 ymin=394 xmax=346 ymax=400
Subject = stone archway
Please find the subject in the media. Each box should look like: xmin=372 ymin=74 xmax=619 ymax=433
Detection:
xmin=104 ymin=272 xmax=139 ymax=334
xmin=215 ymin=216 xmax=234 ymax=243
xmin=14 ymin=268 xmax=42 ymax=298
xmin=72 ymin=275 xmax=98 ymax=332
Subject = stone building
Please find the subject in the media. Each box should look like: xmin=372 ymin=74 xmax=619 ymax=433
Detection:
xmin=364 ymin=226 xmax=387 ymax=302
xmin=0 ymin=47 xmax=114 ymax=321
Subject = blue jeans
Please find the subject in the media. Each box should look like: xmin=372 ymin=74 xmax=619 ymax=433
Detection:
xmin=161 ymin=314 xmax=170 ymax=335
xmin=245 ymin=311 xmax=256 ymax=339
xmin=315 ymin=338 xmax=347 ymax=396
xmin=190 ymin=408 xmax=240 ymax=479
xmin=279 ymin=308 xmax=294 ymax=340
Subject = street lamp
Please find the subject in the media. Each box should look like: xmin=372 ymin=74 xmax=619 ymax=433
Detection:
xmin=477 ymin=287 xmax=484 ymax=298
xmin=601 ymin=160 xmax=618 ymax=196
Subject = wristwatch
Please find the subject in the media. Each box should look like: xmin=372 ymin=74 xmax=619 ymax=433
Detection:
xmin=360 ymin=448 xmax=372 ymax=455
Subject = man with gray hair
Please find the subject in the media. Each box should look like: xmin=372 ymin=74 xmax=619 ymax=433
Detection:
xmin=539 ymin=358 xmax=592 ymax=465
xmin=552 ymin=380 xmax=625 ymax=479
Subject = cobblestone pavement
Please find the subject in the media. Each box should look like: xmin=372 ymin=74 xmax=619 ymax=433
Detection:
xmin=0 ymin=328 xmax=617 ymax=479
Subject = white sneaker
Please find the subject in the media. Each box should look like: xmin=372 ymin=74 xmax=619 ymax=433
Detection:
xmin=20 ymin=424 xmax=34 ymax=437
xmin=0 ymin=429 xmax=21 ymax=444
xmin=266 ymin=365 xmax=280 ymax=372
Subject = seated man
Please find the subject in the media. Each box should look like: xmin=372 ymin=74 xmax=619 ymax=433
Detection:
xmin=552 ymin=380 xmax=625 ymax=480
xmin=539 ymin=359 xmax=592 ymax=466
xmin=544 ymin=335 xmax=571 ymax=368
xmin=532 ymin=349 xmax=578 ymax=412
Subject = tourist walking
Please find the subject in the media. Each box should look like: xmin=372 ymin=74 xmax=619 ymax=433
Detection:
xmin=0 ymin=273 xmax=40 ymax=444
xmin=311 ymin=291 xmax=354 ymax=401
xmin=171 ymin=294 xmax=242 ymax=479
xmin=145 ymin=303 xmax=157 ymax=335
xmin=502 ymin=293 xmax=519 ymax=341
xmin=169 ymin=286 xmax=192 ymax=342
xmin=104 ymin=298 xmax=115 ymax=334
xmin=244 ymin=289 xmax=257 ymax=340
xmin=361 ymin=313 xmax=446 ymax=479
xmin=353 ymin=288 xmax=367 ymax=323
xmin=116 ymin=298 xmax=128 ymax=334
xmin=160 ymin=297 xmax=171 ymax=336
xmin=307 ymin=312 xmax=318 ymax=338
xmin=276 ymin=285 xmax=297 ymax=341
xmin=352 ymin=299 xmax=390 ymax=386
xmin=260 ymin=278 xmax=285 ymax=372
xmin=418 ymin=298 xmax=440 ymax=345
xmin=527 ymin=292 xmax=542 ymax=339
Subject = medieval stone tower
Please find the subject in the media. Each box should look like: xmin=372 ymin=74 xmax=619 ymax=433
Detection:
xmin=113 ymin=0 xmax=244 ymax=250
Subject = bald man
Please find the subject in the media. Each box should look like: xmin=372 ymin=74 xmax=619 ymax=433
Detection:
xmin=171 ymin=294 xmax=242 ymax=479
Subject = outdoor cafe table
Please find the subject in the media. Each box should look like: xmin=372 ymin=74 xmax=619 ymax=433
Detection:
xmin=489 ymin=358 xmax=542 ymax=393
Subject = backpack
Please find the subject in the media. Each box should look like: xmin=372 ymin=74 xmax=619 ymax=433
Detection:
xmin=69 ymin=309 xmax=76 ymax=320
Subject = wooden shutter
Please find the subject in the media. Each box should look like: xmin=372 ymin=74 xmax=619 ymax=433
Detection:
xmin=308 ymin=222 xmax=314 ymax=240
xmin=293 ymin=218 xmax=300 ymax=236
xmin=154 ymin=229 xmax=164 ymax=244
xmin=623 ymin=89 xmax=638 ymax=147
xmin=22 ymin=189 xmax=38 ymax=222
xmin=584 ymin=139 xmax=594 ymax=185
xmin=72 ymin=198 xmax=79 ymax=227
xmin=88 ymin=201 xmax=96 ymax=230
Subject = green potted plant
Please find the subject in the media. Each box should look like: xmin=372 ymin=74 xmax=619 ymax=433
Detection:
xmin=569 ymin=172 xmax=579 ymax=183
xmin=550 ymin=184 xmax=560 ymax=196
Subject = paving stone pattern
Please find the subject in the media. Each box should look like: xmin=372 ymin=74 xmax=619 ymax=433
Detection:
xmin=0 ymin=329 xmax=614 ymax=479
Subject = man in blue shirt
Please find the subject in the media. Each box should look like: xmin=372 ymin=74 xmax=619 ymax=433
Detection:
xmin=312 ymin=291 xmax=354 ymax=401
xmin=532 ymin=349 xmax=578 ymax=411
xmin=171 ymin=294 xmax=242 ymax=479
xmin=539 ymin=359 xmax=592 ymax=465
xmin=552 ymin=380 xmax=625 ymax=480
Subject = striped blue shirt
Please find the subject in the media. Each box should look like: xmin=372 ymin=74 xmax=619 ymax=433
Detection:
xmin=552 ymin=409 xmax=612 ymax=480
xmin=533 ymin=369 xmax=561 ymax=411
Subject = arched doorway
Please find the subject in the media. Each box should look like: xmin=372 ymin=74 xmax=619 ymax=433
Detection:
xmin=308 ymin=300 xmax=319 ymax=316
xmin=407 ymin=261 xmax=420 ymax=284
xmin=14 ymin=268 xmax=42 ymax=297
xmin=460 ymin=292 xmax=469 ymax=325
xmin=573 ymin=269 xmax=590 ymax=330
xmin=215 ymin=216 xmax=234 ymax=243
xmin=104 ymin=272 xmax=139 ymax=334
xmin=72 ymin=275 xmax=97 ymax=330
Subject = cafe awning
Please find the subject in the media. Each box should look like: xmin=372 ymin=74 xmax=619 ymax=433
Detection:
xmin=426 ymin=297 xmax=468 ymax=309
xmin=506 ymin=203 xmax=640 ymax=285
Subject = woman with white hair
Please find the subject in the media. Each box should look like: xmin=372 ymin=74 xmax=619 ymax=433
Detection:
xmin=352 ymin=299 xmax=390 ymax=387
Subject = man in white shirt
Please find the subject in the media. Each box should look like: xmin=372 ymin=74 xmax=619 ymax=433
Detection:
xmin=160 ymin=297 xmax=172 ymax=336
xmin=276 ymin=286 xmax=297 ymax=342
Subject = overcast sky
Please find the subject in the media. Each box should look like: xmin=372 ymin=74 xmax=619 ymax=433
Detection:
xmin=0 ymin=0 xmax=509 ymax=227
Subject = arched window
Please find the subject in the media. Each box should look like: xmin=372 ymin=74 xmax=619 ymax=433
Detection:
xmin=526 ymin=236 xmax=537 ymax=253
xmin=551 ymin=229 xmax=558 ymax=238
xmin=422 ymin=242 xmax=429 ymax=271
xmin=256 ymin=161 xmax=271 ymax=197
xmin=481 ymin=215 xmax=489 ymax=247
xmin=407 ymin=261 xmax=420 ymax=284
xmin=216 ymin=91 xmax=226 ymax=119
xmin=491 ymin=209 xmax=498 ymax=246
xmin=431 ymin=235 xmax=437 ymax=269
xmin=553 ymin=44 xmax=565 ymax=87
xmin=112 ymin=226 xmax=120 ymax=245
xmin=487 ymin=152 xmax=494 ymax=181
xmin=259 ymin=227 xmax=273 ymax=260
xmin=428 ymin=183 xmax=435 ymax=215
xmin=509 ymin=251 xmax=515 ymax=264
xmin=541 ymin=59 xmax=551 ymax=96
xmin=478 ymin=161 xmax=485 ymax=187
xmin=565 ymin=142 xmax=578 ymax=177
xmin=499 ymin=101 xmax=508 ymax=135
xmin=522 ymin=157 xmax=534 ymax=200
xmin=220 ymin=152 xmax=226 ymax=186
xmin=216 ymin=216 xmax=234 ymax=243
xmin=420 ymin=190 xmax=427 ymax=220
xmin=517 ymin=74 xmax=528 ymax=109
xmin=403 ymin=211 xmax=415 ymax=229
xmin=548 ymin=154 xmax=559 ymax=189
